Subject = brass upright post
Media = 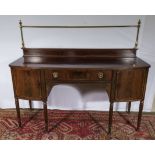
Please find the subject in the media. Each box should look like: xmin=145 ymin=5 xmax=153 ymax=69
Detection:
xmin=134 ymin=19 xmax=141 ymax=48
xmin=19 ymin=20 xmax=25 ymax=48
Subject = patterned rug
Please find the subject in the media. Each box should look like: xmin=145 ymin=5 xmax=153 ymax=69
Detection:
xmin=0 ymin=109 xmax=155 ymax=140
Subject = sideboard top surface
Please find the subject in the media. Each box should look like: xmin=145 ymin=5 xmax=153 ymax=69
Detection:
xmin=9 ymin=57 xmax=150 ymax=69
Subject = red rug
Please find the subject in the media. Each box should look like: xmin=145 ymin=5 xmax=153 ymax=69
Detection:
xmin=0 ymin=109 xmax=155 ymax=140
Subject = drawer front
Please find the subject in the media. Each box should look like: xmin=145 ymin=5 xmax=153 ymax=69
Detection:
xmin=45 ymin=69 xmax=112 ymax=82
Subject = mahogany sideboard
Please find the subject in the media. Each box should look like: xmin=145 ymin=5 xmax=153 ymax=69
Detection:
xmin=9 ymin=48 xmax=150 ymax=134
xmin=9 ymin=20 xmax=150 ymax=135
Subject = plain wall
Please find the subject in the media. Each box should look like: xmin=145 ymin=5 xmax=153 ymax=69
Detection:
xmin=139 ymin=16 xmax=155 ymax=112
xmin=0 ymin=15 xmax=154 ymax=112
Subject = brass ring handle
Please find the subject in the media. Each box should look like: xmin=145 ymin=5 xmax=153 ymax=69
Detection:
xmin=52 ymin=72 xmax=58 ymax=79
xmin=98 ymin=72 xmax=104 ymax=79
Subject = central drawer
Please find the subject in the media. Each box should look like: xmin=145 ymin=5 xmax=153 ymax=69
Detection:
xmin=45 ymin=69 xmax=112 ymax=82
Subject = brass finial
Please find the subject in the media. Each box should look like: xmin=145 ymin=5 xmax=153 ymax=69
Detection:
xmin=138 ymin=19 xmax=141 ymax=26
xmin=19 ymin=19 xmax=22 ymax=27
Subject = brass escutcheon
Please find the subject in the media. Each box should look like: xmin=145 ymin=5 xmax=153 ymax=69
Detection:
xmin=52 ymin=72 xmax=58 ymax=78
xmin=98 ymin=72 xmax=104 ymax=79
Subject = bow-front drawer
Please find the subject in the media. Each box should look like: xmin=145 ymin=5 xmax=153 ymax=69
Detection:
xmin=45 ymin=69 xmax=112 ymax=82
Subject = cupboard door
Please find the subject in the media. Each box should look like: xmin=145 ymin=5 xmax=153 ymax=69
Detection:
xmin=13 ymin=69 xmax=42 ymax=99
xmin=115 ymin=69 xmax=145 ymax=101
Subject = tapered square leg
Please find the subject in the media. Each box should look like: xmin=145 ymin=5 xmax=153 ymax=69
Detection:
xmin=15 ymin=98 xmax=21 ymax=127
xmin=128 ymin=101 xmax=131 ymax=114
xmin=29 ymin=100 xmax=32 ymax=110
xmin=137 ymin=100 xmax=144 ymax=131
xmin=43 ymin=102 xmax=48 ymax=132
xmin=108 ymin=101 xmax=114 ymax=135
